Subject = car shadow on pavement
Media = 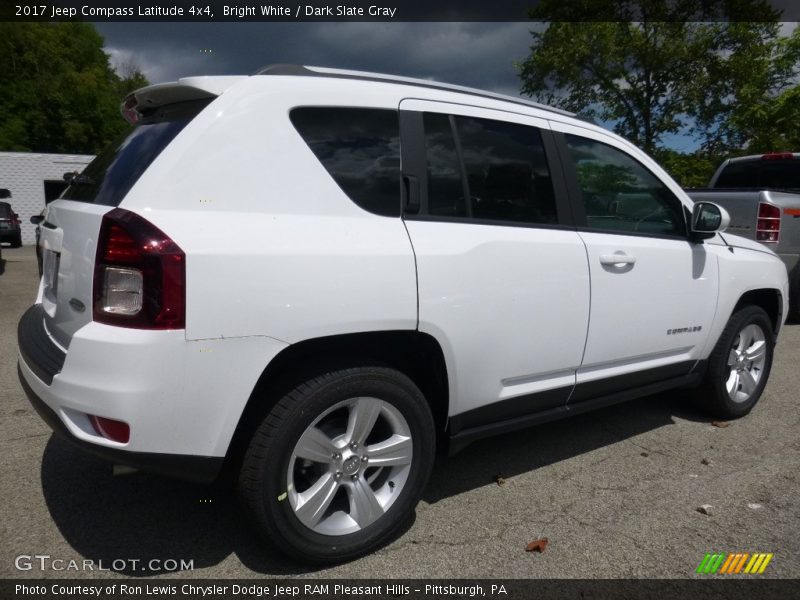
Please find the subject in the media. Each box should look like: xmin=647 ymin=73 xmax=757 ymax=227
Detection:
xmin=422 ymin=391 xmax=709 ymax=504
xmin=39 ymin=392 xmax=709 ymax=576
xmin=39 ymin=437 xmax=318 ymax=577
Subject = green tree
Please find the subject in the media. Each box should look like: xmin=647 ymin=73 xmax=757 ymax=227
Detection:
xmin=722 ymin=79 xmax=800 ymax=154
xmin=0 ymin=23 xmax=148 ymax=154
xmin=651 ymin=148 xmax=720 ymax=188
xmin=518 ymin=0 xmax=800 ymax=159
xmin=113 ymin=55 xmax=150 ymax=100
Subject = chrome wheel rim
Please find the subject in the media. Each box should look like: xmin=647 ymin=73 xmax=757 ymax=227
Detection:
xmin=725 ymin=323 xmax=767 ymax=403
xmin=287 ymin=397 xmax=412 ymax=536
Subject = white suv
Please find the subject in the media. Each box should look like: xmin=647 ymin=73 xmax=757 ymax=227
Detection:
xmin=17 ymin=65 xmax=789 ymax=563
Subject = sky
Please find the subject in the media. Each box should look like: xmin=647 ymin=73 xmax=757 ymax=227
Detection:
xmin=91 ymin=21 xmax=797 ymax=153
xmin=95 ymin=22 xmax=540 ymax=98
xmin=93 ymin=22 xmax=705 ymax=152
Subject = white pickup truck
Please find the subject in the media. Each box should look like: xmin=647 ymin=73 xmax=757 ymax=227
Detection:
xmin=687 ymin=152 xmax=800 ymax=321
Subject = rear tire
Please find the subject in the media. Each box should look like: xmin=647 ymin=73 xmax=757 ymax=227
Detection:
xmin=694 ymin=306 xmax=774 ymax=419
xmin=11 ymin=233 xmax=21 ymax=248
xmin=238 ymin=366 xmax=435 ymax=564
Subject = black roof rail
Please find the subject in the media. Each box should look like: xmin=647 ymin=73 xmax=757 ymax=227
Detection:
xmin=254 ymin=64 xmax=575 ymax=118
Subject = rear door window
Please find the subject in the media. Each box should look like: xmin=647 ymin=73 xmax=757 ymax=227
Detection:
xmin=422 ymin=113 xmax=558 ymax=225
xmin=290 ymin=107 xmax=401 ymax=217
xmin=62 ymin=99 xmax=211 ymax=206
xmin=423 ymin=113 xmax=467 ymax=217
xmin=457 ymin=116 xmax=557 ymax=224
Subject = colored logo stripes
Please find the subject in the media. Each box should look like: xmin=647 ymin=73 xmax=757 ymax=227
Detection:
xmin=696 ymin=552 xmax=774 ymax=574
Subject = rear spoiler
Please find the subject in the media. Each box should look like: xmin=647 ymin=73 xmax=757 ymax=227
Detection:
xmin=121 ymin=76 xmax=246 ymax=124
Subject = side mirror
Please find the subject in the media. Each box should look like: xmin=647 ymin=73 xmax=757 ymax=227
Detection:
xmin=691 ymin=201 xmax=730 ymax=241
xmin=30 ymin=215 xmax=44 ymax=225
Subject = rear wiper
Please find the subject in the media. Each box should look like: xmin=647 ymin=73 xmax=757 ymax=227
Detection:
xmin=63 ymin=171 xmax=94 ymax=185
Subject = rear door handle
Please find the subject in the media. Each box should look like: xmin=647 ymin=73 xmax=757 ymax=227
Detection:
xmin=600 ymin=253 xmax=636 ymax=267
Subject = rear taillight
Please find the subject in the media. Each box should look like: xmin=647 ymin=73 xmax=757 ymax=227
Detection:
xmin=756 ymin=202 xmax=781 ymax=243
xmin=93 ymin=208 xmax=185 ymax=329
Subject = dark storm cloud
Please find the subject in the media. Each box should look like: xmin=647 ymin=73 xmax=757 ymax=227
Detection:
xmin=94 ymin=22 xmax=543 ymax=97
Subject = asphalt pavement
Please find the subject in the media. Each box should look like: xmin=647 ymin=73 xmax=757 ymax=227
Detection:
xmin=1 ymin=246 xmax=798 ymax=580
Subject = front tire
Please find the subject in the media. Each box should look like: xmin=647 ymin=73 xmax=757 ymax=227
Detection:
xmin=239 ymin=367 xmax=435 ymax=564
xmin=695 ymin=306 xmax=774 ymax=419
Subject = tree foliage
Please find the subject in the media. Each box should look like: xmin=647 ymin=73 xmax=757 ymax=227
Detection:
xmin=0 ymin=23 xmax=148 ymax=154
xmin=518 ymin=0 xmax=800 ymax=185
xmin=651 ymin=148 xmax=720 ymax=188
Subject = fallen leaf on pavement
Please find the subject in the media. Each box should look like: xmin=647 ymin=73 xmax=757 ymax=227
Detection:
xmin=696 ymin=504 xmax=713 ymax=515
xmin=494 ymin=475 xmax=506 ymax=486
xmin=526 ymin=538 xmax=548 ymax=553
xmin=701 ymin=458 xmax=711 ymax=465
xmin=711 ymin=421 xmax=730 ymax=428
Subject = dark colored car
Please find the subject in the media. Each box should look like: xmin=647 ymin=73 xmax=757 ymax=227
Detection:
xmin=0 ymin=190 xmax=23 ymax=247
xmin=30 ymin=210 xmax=45 ymax=277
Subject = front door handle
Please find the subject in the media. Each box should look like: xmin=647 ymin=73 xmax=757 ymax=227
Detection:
xmin=600 ymin=253 xmax=636 ymax=267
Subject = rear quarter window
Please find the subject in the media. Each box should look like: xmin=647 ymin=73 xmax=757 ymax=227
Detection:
xmin=290 ymin=107 xmax=401 ymax=217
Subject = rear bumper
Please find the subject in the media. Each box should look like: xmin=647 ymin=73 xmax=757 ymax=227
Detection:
xmin=18 ymin=364 xmax=223 ymax=483
xmin=17 ymin=303 xmax=288 ymax=480
xmin=0 ymin=228 xmax=21 ymax=241
xmin=18 ymin=305 xmax=65 ymax=385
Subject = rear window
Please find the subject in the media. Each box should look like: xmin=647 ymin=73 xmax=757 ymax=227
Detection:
xmin=290 ymin=107 xmax=401 ymax=217
xmin=62 ymin=99 xmax=211 ymax=206
xmin=715 ymin=159 xmax=800 ymax=191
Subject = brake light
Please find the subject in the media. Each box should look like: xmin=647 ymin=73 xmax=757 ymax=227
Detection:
xmin=121 ymin=95 xmax=140 ymax=125
xmin=761 ymin=152 xmax=794 ymax=160
xmin=93 ymin=208 xmax=185 ymax=329
xmin=756 ymin=202 xmax=781 ymax=243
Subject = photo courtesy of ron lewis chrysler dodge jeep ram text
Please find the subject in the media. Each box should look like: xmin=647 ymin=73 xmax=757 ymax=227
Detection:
xmin=17 ymin=65 xmax=789 ymax=563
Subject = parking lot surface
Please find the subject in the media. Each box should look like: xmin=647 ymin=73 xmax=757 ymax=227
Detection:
xmin=1 ymin=246 xmax=798 ymax=579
